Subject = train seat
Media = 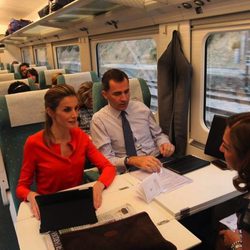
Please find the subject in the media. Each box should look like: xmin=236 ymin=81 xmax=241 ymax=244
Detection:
xmin=0 ymin=78 xmax=37 ymax=96
xmin=0 ymin=70 xmax=9 ymax=74
xmin=0 ymin=73 xmax=15 ymax=82
xmin=31 ymin=65 xmax=47 ymax=73
xmin=57 ymin=71 xmax=99 ymax=91
xmin=13 ymin=63 xmax=21 ymax=73
xmin=0 ymin=90 xmax=46 ymax=218
xmin=92 ymin=77 xmax=151 ymax=113
xmin=39 ymin=69 xmax=66 ymax=89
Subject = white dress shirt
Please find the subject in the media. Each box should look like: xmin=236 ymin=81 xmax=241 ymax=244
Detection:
xmin=91 ymin=100 xmax=170 ymax=170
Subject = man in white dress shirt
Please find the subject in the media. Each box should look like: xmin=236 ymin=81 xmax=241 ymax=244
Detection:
xmin=91 ymin=69 xmax=175 ymax=173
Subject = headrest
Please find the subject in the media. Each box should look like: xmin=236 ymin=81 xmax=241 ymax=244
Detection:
xmin=62 ymin=72 xmax=92 ymax=92
xmin=0 ymin=79 xmax=29 ymax=95
xmin=5 ymin=89 xmax=47 ymax=127
xmin=14 ymin=63 xmax=21 ymax=73
xmin=33 ymin=66 xmax=47 ymax=73
xmin=0 ymin=73 xmax=15 ymax=81
xmin=129 ymin=78 xmax=143 ymax=103
xmin=44 ymin=69 xmax=65 ymax=86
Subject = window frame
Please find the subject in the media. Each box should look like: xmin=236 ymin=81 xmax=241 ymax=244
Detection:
xmin=190 ymin=21 xmax=250 ymax=146
xmin=33 ymin=46 xmax=48 ymax=66
xmin=52 ymin=40 xmax=81 ymax=72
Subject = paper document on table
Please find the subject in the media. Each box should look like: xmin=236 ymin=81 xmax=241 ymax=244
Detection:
xmin=219 ymin=213 xmax=237 ymax=231
xmin=137 ymin=168 xmax=192 ymax=203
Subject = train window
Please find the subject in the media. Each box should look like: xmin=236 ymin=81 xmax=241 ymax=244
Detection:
xmin=205 ymin=30 xmax=250 ymax=127
xmin=96 ymin=39 xmax=157 ymax=111
xmin=21 ymin=48 xmax=31 ymax=64
xmin=55 ymin=45 xmax=80 ymax=73
xmin=34 ymin=47 xmax=48 ymax=66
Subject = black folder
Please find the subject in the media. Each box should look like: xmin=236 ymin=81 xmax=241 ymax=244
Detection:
xmin=35 ymin=188 xmax=97 ymax=233
xmin=59 ymin=212 xmax=177 ymax=250
xmin=163 ymin=155 xmax=210 ymax=174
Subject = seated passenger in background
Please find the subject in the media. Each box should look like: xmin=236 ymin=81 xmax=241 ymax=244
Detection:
xmin=77 ymin=81 xmax=93 ymax=135
xmin=11 ymin=60 xmax=19 ymax=66
xmin=19 ymin=62 xmax=29 ymax=79
xmin=27 ymin=68 xmax=39 ymax=83
xmin=218 ymin=112 xmax=250 ymax=250
xmin=51 ymin=72 xmax=63 ymax=87
xmin=91 ymin=68 xmax=175 ymax=174
xmin=8 ymin=81 xmax=31 ymax=94
xmin=16 ymin=84 xmax=116 ymax=220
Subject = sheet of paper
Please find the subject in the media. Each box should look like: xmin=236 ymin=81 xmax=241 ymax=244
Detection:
xmin=138 ymin=173 xmax=161 ymax=203
xmin=219 ymin=213 xmax=237 ymax=231
xmin=157 ymin=168 xmax=192 ymax=193
xmin=136 ymin=168 xmax=192 ymax=203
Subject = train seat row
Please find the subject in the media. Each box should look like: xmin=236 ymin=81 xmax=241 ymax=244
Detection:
xmin=0 ymin=71 xmax=151 ymax=223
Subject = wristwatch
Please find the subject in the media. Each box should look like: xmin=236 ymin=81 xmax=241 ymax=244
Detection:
xmin=124 ymin=156 xmax=130 ymax=166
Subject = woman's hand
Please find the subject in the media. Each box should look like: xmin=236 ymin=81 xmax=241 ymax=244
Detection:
xmin=219 ymin=229 xmax=241 ymax=247
xmin=27 ymin=191 xmax=40 ymax=220
xmin=93 ymin=181 xmax=105 ymax=210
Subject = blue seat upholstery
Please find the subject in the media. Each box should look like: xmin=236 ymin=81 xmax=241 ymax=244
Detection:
xmin=0 ymin=90 xmax=46 ymax=212
xmin=93 ymin=77 xmax=151 ymax=113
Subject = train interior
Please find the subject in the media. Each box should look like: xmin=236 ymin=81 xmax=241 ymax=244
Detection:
xmin=0 ymin=0 xmax=249 ymax=249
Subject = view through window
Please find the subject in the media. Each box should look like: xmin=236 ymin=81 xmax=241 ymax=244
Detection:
xmin=97 ymin=39 xmax=157 ymax=111
xmin=34 ymin=47 xmax=48 ymax=66
xmin=56 ymin=45 xmax=80 ymax=73
xmin=21 ymin=48 xmax=31 ymax=64
xmin=205 ymin=30 xmax=250 ymax=127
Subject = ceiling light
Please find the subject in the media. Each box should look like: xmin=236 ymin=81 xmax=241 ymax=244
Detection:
xmin=182 ymin=2 xmax=192 ymax=9
xmin=194 ymin=0 xmax=204 ymax=6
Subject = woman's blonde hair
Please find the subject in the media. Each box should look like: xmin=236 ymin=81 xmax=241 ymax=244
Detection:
xmin=51 ymin=72 xmax=63 ymax=86
xmin=77 ymin=81 xmax=93 ymax=108
xmin=43 ymin=84 xmax=76 ymax=146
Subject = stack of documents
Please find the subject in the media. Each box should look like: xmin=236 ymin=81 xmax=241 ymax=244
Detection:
xmin=133 ymin=168 xmax=192 ymax=203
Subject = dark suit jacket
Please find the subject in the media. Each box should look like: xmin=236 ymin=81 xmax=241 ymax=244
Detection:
xmin=157 ymin=30 xmax=192 ymax=155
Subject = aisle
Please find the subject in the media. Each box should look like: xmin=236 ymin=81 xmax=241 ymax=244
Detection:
xmin=0 ymin=199 xmax=19 ymax=250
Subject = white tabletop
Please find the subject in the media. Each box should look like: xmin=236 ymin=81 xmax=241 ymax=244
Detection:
xmin=15 ymin=173 xmax=201 ymax=250
xmin=154 ymin=164 xmax=241 ymax=219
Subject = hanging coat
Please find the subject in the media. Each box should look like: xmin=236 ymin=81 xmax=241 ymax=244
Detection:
xmin=157 ymin=30 xmax=192 ymax=156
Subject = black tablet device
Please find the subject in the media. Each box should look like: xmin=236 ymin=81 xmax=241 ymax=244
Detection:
xmin=204 ymin=115 xmax=228 ymax=169
xmin=163 ymin=155 xmax=210 ymax=175
xmin=204 ymin=114 xmax=227 ymax=160
xmin=36 ymin=188 xmax=97 ymax=233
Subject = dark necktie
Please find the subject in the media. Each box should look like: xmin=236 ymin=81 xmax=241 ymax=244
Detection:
xmin=121 ymin=111 xmax=137 ymax=156
xmin=121 ymin=111 xmax=137 ymax=171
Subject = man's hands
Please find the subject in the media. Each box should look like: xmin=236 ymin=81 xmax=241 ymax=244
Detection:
xmin=159 ymin=143 xmax=175 ymax=157
xmin=127 ymin=155 xmax=162 ymax=173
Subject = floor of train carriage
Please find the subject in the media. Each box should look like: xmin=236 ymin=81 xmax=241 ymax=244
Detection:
xmin=0 ymin=199 xmax=19 ymax=250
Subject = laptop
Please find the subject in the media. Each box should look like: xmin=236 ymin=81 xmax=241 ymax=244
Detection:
xmin=36 ymin=188 xmax=98 ymax=233
xmin=204 ymin=114 xmax=228 ymax=169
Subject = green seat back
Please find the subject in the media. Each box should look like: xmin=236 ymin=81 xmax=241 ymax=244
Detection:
xmin=0 ymin=92 xmax=45 ymax=211
xmin=92 ymin=78 xmax=151 ymax=113
xmin=39 ymin=69 xmax=66 ymax=89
